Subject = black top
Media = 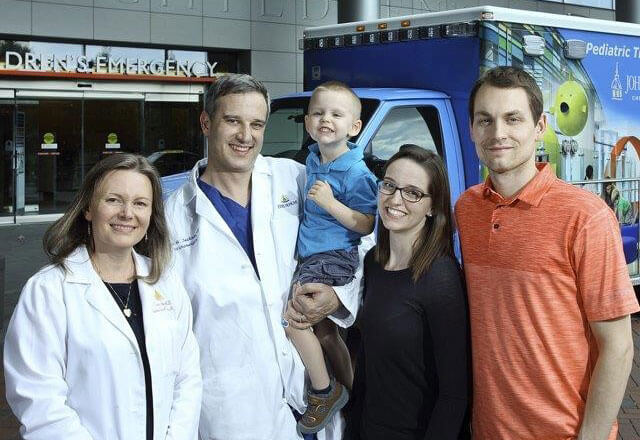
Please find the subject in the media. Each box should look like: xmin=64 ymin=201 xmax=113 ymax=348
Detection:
xmin=106 ymin=281 xmax=153 ymax=440
xmin=347 ymin=250 xmax=470 ymax=440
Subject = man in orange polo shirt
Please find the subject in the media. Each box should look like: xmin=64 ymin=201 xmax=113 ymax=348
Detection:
xmin=455 ymin=66 xmax=639 ymax=440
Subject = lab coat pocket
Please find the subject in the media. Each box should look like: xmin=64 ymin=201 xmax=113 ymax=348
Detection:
xmin=156 ymin=318 xmax=180 ymax=377
xmin=201 ymin=364 xmax=270 ymax=439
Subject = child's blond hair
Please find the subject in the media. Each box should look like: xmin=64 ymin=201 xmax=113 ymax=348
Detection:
xmin=310 ymin=81 xmax=361 ymax=119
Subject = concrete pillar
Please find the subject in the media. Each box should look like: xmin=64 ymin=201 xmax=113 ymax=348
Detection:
xmin=616 ymin=1 xmax=640 ymax=24
xmin=338 ymin=0 xmax=378 ymax=23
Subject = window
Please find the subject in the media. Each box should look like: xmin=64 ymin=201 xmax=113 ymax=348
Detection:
xmin=262 ymin=107 xmax=308 ymax=159
xmin=1 ymin=40 xmax=83 ymax=70
xmin=144 ymin=101 xmax=203 ymax=158
xmin=86 ymin=45 xmax=164 ymax=61
xmin=167 ymin=49 xmax=208 ymax=76
xmin=541 ymin=0 xmax=614 ymax=8
xmin=370 ymin=106 xmax=443 ymax=160
xmin=147 ymin=150 xmax=200 ymax=176
xmin=365 ymin=105 xmax=443 ymax=179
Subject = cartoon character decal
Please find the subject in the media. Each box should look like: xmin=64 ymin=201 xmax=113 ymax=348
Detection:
xmin=550 ymin=80 xmax=589 ymax=137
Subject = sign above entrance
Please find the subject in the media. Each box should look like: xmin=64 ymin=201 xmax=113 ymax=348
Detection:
xmin=0 ymin=40 xmax=242 ymax=83
xmin=4 ymin=51 xmax=218 ymax=78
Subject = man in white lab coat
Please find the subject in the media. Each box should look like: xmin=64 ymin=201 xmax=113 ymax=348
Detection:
xmin=164 ymin=74 xmax=367 ymax=440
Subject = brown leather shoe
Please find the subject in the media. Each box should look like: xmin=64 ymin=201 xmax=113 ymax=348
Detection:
xmin=297 ymin=379 xmax=349 ymax=435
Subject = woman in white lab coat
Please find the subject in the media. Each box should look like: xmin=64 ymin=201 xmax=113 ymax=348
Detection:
xmin=4 ymin=153 xmax=202 ymax=440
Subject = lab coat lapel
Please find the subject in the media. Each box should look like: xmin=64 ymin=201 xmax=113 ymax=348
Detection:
xmin=138 ymin=278 xmax=156 ymax=353
xmin=67 ymin=247 xmax=140 ymax=352
xmin=133 ymin=251 xmax=153 ymax=335
xmin=194 ymin=188 xmax=238 ymax=243
xmin=251 ymin=157 xmax=274 ymax=283
xmin=188 ymin=160 xmax=239 ymax=244
xmin=134 ymin=253 xmax=161 ymax=374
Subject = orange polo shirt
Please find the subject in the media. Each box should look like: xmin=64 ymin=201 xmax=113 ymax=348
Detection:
xmin=455 ymin=163 xmax=639 ymax=440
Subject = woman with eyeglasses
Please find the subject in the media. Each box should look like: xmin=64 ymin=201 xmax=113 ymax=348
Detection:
xmin=346 ymin=145 xmax=470 ymax=440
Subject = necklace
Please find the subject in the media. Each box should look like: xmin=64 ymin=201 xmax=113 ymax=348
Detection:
xmin=90 ymin=255 xmax=136 ymax=319
xmin=104 ymin=281 xmax=134 ymax=318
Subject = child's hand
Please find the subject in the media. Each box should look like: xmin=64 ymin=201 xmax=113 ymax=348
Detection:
xmin=283 ymin=300 xmax=302 ymax=324
xmin=308 ymin=180 xmax=335 ymax=210
xmin=283 ymin=285 xmax=312 ymax=330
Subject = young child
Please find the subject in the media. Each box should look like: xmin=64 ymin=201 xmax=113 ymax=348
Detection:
xmin=283 ymin=81 xmax=377 ymax=435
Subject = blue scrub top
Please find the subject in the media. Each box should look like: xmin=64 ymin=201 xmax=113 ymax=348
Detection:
xmin=198 ymin=178 xmax=258 ymax=276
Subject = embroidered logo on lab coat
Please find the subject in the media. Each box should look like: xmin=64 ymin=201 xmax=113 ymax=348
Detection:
xmin=172 ymin=229 xmax=199 ymax=250
xmin=277 ymin=194 xmax=298 ymax=209
xmin=152 ymin=290 xmax=174 ymax=313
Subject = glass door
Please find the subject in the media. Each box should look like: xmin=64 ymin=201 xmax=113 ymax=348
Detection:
xmin=6 ymin=87 xmax=203 ymax=220
xmin=16 ymin=92 xmax=82 ymax=215
xmin=83 ymin=94 xmax=143 ymax=177
xmin=0 ymin=98 xmax=14 ymax=220
xmin=144 ymin=95 xmax=204 ymax=176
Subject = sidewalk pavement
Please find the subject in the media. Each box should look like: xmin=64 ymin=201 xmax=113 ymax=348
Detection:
xmin=0 ymin=222 xmax=640 ymax=438
xmin=2 ymin=322 xmax=640 ymax=440
xmin=1 ymin=316 xmax=639 ymax=438
xmin=0 ymin=222 xmax=49 ymax=440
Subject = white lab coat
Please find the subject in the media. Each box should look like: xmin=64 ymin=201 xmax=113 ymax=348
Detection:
xmin=4 ymin=246 xmax=202 ymax=440
xmin=164 ymin=156 xmax=369 ymax=440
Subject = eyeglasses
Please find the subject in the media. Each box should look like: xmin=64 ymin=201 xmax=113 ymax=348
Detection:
xmin=377 ymin=180 xmax=429 ymax=203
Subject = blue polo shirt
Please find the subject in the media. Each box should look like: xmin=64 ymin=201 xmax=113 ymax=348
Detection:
xmin=297 ymin=142 xmax=377 ymax=258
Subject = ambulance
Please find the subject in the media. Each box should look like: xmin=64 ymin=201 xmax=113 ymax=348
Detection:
xmin=263 ymin=6 xmax=640 ymax=282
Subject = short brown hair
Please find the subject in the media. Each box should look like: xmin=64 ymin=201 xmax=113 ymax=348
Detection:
xmin=469 ymin=66 xmax=543 ymax=124
xmin=310 ymin=80 xmax=362 ymax=119
xmin=43 ymin=153 xmax=170 ymax=284
xmin=375 ymin=144 xmax=455 ymax=282
xmin=204 ymin=73 xmax=270 ymax=120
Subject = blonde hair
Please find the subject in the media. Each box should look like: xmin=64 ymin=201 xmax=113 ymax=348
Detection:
xmin=43 ymin=153 xmax=171 ymax=284
xmin=310 ymin=80 xmax=362 ymax=119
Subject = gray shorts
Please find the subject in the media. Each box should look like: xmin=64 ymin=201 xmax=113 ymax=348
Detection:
xmin=292 ymin=247 xmax=359 ymax=287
